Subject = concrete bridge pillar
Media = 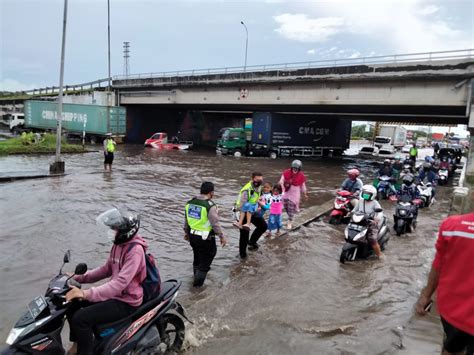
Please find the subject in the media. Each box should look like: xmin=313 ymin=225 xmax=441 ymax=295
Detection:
xmin=466 ymin=102 xmax=474 ymax=186
xmin=451 ymin=103 xmax=474 ymax=215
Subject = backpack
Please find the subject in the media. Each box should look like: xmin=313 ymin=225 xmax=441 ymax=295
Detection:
xmin=124 ymin=243 xmax=161 ymax=302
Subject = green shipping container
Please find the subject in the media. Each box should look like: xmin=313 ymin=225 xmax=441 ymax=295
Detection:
xmin=24 ymin=100 xmax=126 ymax=136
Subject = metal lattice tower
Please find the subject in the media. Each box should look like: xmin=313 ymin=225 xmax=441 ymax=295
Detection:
xmin=123 ymin=41 xmax=130 ymax=77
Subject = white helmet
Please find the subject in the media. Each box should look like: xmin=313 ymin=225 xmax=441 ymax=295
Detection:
xmin=361 ymin=185 xmax=377 ymax=201
xmin=291 ymin=160 xmax=302 ymax=170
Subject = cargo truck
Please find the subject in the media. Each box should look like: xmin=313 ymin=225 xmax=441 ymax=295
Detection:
xmin=22 ymin=100 xmax=126 ymax=142
xmin=377 ymin=125 xmax=407 ymax=148
xmin=216 ymin=112 xmax=351 ymax=158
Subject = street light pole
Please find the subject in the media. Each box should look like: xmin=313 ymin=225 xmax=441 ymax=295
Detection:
xmin=107 ymin=0 xmax=111 ymax=93
xmin=50 ymin=0 xmax=68 ymax=174
xmin=240 ymin=21 xmax=248 ymax=72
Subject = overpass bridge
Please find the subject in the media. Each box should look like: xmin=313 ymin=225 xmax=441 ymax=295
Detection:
xmin=112 ymin=49 xmax=474 ymax=125
xmin=2 ymin=49 xmax=473 ymax=124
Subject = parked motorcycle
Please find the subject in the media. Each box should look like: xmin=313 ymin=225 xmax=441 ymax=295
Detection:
xmin=417 ymin=182 xmax=434 ymax=208
xmin=377 ymin=175 xmax=395 ymax=200
xmin=329 ymin=190 xmax=356 ymax=225
xmin=2 ymin=251 xmax=191 ymax=355
xmin=340 ymin=210 xmax=390 ymax=263
xmin=393 ymin=195 xmax=420 ymax=236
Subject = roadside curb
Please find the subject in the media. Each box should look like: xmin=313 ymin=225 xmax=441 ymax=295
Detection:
xmin=0 ymin=172 xmax=66 ymax=183
xmin=277 ymin=199 xmax=334 ymax=237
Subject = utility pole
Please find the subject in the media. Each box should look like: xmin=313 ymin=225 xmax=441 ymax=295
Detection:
xmin=107 ymin=0 xmax=111 ymax=93
xmin=50 ymin=0 xmax=68 ymax=174
xmin=372 ymin=121 xmax=380 ymax=146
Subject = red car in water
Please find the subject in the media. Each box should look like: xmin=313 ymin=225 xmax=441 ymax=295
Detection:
xmin=144 ymin=132 xmax=193 ymax=150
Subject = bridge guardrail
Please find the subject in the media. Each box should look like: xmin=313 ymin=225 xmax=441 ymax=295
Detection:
xmin=2 ymin=78 xmax=111 ymax=98
xmin=113 ymin=49 xmax=474 ymax=82
xmin=3 ymin=49 xmax=473 ymax=97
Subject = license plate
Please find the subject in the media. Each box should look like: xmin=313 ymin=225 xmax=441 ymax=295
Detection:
xmin=28 ymin=296 xmax=48 ymax=320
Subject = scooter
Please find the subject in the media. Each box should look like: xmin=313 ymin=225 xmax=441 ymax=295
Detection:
xmin=393 ymin=195 xmax=420 ymax=236
xmin=438 ymin=168 xmax=449 ymax=185
xmin=417 ymin=182 xmax=434 ymax=208
xmin=340 ymin=210 xmax=390 ymax=263
xmin=329 ymin=190 xmax=356 ymax=225
xmin=2 ymin=251 xmax=191 ymax=355
xmin=377 ymin=175 xmax=395 ymax=200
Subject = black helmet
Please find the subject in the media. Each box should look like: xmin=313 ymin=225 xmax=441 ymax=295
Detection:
xmin=383 ymin=159 xmax=391 ymax=166
xmin=422 ymin=162 xmax=431 ymax=170
xmin=402 ymin=174 xmax=414 ymax=186
xmin=96 ymin=208 xmax=140 ymax=244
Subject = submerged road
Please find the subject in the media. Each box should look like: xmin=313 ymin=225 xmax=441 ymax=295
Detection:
xmin=0 ymin=145 xmax=457 ymax=353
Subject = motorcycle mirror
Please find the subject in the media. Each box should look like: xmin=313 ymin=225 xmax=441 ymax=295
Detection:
xmin=63 ymin=250 xmax=71 ymax=263
xmin=374 ymin=208 xmax=383 ymax=213
xmin=74 ymin=263 xmax=88 ymax=275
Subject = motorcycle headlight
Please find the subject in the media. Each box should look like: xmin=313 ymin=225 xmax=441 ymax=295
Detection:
xmin=6 ymin=316 xmax=51 ymax=345
xmin=399 ymin=210 xmax=407 ymax=216
xmin=344 ymin=228 xmax=349 ymax=239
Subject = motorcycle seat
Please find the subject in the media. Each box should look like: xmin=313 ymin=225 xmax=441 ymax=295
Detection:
xmin=93 ymin=280 xmax=180 ymax=336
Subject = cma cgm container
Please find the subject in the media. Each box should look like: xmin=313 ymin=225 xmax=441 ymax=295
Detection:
xmin=249 ymin=112 xmax=351 ymax=158
xmin=24 ymin=100 xmax=126 ymax=141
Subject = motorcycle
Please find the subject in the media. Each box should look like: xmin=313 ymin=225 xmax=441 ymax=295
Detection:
xmin=438 ymin=168 xmax=449 ymax=185
xmin=393 ymin=195 xmax=420 ymax=236
xmin=2 ymin=251 xmax=191 ymax=355
xmin=339 ymin=210 xmax=390 ymax=263
xmin=377 ymin=175 xmax=394 ymax=200
xmin=417 ymin=182 xmax=434 ymax=208
xmin=329 ymin=190 xmax=356 ymax=225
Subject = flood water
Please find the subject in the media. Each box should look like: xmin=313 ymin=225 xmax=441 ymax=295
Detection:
xmin=0 ymin=145 xmax=454 ymax=354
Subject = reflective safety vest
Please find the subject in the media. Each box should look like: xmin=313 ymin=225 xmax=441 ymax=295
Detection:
xmin=235 ymin=181 xmax=261 ymax=207
xmin=106 ymin=139 xmax=116 ymax=153
xmin=185 ymin=198 xmax=214 ymax=238
xmin=409 ymin=147 xmax=417 ymax=157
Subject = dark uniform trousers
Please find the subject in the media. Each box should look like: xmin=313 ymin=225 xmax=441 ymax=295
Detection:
xmin=189 ymin=234 xmax=217 ymax=274
xmin=239 ymin=215 xmax=267 ymax=258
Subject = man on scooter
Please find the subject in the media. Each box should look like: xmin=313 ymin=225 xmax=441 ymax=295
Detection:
xmin=396 ymin=174 xmax=420 ymax=224
xmin=392 ymin=156 xmax=403 ymax=180
xmin=340 ymin=168 xmax=363 ymax=208
xmin=352 ymin=185 xmax=385 ymax=259
xmin=65 ymin=209 xmax=150 ymax=355
xmin=378 ymin=159 xmax=397 ymax=195
xmin=418 ymin=161 xmax=438 ymax=185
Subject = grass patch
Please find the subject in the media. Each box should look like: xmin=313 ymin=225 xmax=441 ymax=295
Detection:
xmin=0 ymin=133 xmax=86 ymax=155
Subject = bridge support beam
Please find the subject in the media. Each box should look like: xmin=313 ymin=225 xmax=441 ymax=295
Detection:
xmin=452 ymin=103 xmax=474 ymax=214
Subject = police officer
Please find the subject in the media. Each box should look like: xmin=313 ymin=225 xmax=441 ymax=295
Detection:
xmin=184 ymin=182 xmax=227 ymax=287
xmin=236 ymin=172 xmax=268 ymax=259
xmin=103 ymin=133 xmax=116 ymax=171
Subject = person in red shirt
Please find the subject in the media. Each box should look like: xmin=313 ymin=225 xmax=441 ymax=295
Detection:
xmin=416 ymin=212 xmax=474 ymax=354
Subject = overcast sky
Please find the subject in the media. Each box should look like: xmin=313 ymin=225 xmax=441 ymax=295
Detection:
xmin=1 ymin=0 xmax=473 ymax=135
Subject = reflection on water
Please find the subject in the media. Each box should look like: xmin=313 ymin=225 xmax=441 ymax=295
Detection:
xmin=0 ymin=145 xmax=450 ymax=353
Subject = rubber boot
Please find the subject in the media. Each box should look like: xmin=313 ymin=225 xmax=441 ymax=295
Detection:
xmin=193 ymin=270 xmax=207 ymax=287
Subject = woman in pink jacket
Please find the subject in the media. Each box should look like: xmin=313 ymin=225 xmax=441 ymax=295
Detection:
xmin=279 ymin=160 xmax=309 ymax=229
xmin=65 ymin=209 xmax=147 ymax=355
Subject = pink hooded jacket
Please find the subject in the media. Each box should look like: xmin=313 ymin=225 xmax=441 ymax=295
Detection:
xmin=75 ymin=235 xmax=147 ymax=307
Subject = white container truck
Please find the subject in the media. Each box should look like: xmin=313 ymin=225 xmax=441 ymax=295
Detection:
xmin=379 ymin=125 xmax=407 ymax=148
